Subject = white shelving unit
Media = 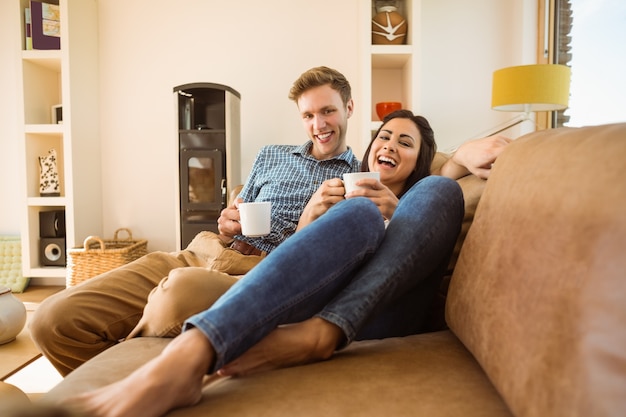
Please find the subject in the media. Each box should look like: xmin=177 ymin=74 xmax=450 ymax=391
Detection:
xmin=360 ymin=0 xmax=420 ymax=145
xmin=16 ymin=0 xmax=101 ymax=285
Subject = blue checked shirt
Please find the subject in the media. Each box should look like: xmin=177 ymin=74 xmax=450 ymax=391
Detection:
xmin=237 ymin=141 xmax=360 ymax=253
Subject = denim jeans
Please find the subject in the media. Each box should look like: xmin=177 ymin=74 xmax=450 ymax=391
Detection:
xmin=185 ymin=175 xmax=463 ymax=372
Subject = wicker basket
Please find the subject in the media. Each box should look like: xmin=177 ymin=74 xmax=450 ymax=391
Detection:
xmin=66 ymin=228 xmax=148 ymax=287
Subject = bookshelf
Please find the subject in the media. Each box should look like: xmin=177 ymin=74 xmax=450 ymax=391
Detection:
xmin=16 ymin=0 xmax=101 ymax=285
xmin=360 ymin=0 xmax=420 ymax=145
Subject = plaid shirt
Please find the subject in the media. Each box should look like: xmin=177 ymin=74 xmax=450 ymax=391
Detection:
xmin=237 ymin=141 xmax=360 ymax=253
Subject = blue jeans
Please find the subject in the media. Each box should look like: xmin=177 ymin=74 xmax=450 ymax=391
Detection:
xmin=185 ymin=176 xmax=463 ymax=372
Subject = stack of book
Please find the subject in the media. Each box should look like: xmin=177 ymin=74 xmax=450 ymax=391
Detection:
xmin=25 ymin=1 xmax=60 ymax=50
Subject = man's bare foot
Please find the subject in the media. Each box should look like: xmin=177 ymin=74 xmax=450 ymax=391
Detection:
xmin=217 ymin=317 xmax=344 ymax=377
xmin=59 ymin=329 xmax=214 ymax=417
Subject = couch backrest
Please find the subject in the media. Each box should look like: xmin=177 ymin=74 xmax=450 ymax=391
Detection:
xmin=446 ymin=123 xmax=626 ymax=417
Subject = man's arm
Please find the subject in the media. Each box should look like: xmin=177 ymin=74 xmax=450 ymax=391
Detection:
xmin=435 ymin=135 xmax=513 ymax=180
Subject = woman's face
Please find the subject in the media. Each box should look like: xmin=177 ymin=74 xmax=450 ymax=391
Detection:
xmin=367 ymin=117 xmax=421 ymax=194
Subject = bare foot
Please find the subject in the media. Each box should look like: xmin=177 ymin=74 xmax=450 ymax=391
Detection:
xmin=217 ymin=317 xmax=344 ymax=377
xmin=60 ymin=329 xmax=214 ymax=417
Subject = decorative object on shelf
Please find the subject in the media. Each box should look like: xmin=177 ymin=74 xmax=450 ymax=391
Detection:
xmin=489 ymin=64 xmax=571 ymax=135
xmin=66 ymin=228 xmax=148 ymax=287
xmin=376 ymin=101 xmax=402 ymax=121
xmin=51 ymin=104 xmax=62 ymax=124
xmin=29 ymin=1 xmax=61 ymax=50
xmin=372 ymin=0 xmax=407 ymax=45
xmin=38 ymin=148 xmax=60 ymax=197
xmin=24 ymin=6 xmax=32 ymax=50
xmin=0 ymin=286 xmax=27 ymax=345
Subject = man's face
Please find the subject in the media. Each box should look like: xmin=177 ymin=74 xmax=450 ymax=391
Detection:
xmin=297 ymin=84 xmax=353 ymax=160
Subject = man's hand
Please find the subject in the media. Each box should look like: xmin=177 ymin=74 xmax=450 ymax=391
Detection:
xmin=438 ymin=135 xmax=512 ymax=180
xmin=297 ymin=178 xmax=346 ymax=231
xmin=217 ymin=197 xmax=243 ymax=243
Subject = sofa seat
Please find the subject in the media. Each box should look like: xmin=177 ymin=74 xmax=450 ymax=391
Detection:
xmin=44 ymin=331 xmax=513 ymax=417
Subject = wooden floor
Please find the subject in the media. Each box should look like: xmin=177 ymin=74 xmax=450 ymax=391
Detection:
xmin=14 ymin=285 xmax=64 ymax=307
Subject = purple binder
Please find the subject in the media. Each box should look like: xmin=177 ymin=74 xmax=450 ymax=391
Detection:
xmin=30 ymin=1 xmax=60 ymax=50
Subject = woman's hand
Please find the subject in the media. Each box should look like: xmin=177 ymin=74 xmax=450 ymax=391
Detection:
xmin=436 ymin=135 xmax=512 ymax=180
xmin=297 ymin=178 xmax=346 ymax=231
xmin=345 ymin=178 xmax=398 ymax=221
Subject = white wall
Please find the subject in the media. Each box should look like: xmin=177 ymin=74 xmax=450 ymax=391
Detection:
xmin=420 ymin=0 xmax=537 ymax=149
xmin=0 ymin=2 xmax=22 ymax=236
xmin=0 ymin=0 xmax=535 ymax=252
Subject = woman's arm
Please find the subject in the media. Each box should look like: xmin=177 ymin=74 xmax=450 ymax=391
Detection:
xmin=435 ymin=135 xmax=513 ymax=180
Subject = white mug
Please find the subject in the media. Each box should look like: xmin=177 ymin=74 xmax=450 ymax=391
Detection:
xmin=342 ymin=172 xmax=380 ymax=194
xmin=239 ymin=202 xmax=272 ymax=237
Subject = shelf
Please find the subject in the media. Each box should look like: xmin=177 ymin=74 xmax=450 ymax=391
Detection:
xmin=24 ymin=124 xmax=63 ymax=134
xmin=363 ymin=0 xmax=419 ymax=141
xmin=22 ymin=49 xmax=62 ymax=72
xmin=27 ymin=197 xmax=67 ymax=206
xmin=371 ymin=121 xmax=383 ymax=131
xmin=372 ymin=48 xmax=412 ymax=69
xmin=17 ymin=0 xmax=101 ymax=280
xmin=25 ymin=267 xmax=66 ymax=279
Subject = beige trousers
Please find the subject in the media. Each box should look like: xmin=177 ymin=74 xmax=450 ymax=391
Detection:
xmin=29 ymin=232 xmax=264 ymax=376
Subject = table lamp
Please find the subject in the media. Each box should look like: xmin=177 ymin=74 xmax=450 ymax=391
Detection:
xmin=489 ymin=64 xmax=571 ymax=135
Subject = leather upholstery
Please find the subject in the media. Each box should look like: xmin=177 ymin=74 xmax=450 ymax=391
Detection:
xmin=43 ymin=333 xmax=513 ymax=417
xmin=447 ymin=123 xmax=626 ymax=417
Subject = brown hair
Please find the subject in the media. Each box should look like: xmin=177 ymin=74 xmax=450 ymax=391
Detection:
xmin=288 ymin=66 xmax=352 ymax=108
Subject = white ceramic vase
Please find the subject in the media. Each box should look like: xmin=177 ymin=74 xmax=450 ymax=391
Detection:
xmin=0 ymin=286 xmax=27 ymax=345
xmin=39 ymin=148 xmax=61 ymax=197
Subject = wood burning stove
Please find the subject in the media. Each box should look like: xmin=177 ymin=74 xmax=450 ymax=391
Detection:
xmin=174 ymin=83 xmax=241 ymax=249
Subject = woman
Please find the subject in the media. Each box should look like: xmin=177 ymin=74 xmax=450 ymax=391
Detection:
xmin=217 ymin=110 xmax=460 ymax=376
xmin=64 ymin=110 xmax=464 ymax=417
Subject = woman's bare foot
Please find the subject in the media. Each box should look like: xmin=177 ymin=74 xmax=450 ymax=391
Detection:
xmin=60 ymin=329 xmax=214 ymax=417
xmin=217 ymin=317 xmax=344 ymax=377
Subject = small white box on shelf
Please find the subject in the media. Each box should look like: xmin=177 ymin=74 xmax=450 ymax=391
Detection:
xmin=51 ymin=104 xmax=62 ymax=124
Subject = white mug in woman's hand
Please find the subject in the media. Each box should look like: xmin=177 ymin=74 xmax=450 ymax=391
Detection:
xmin=342 ymin=172 xmax=380 ymax=195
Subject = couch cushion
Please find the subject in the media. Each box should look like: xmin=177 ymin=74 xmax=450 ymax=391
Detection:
xmin=43 ymin=331 xmax=512 ymax=417
xmin=446 ymin=123 xmax=626 ymax=417
xmin=425 ymin=153 xmax=487 ymax=331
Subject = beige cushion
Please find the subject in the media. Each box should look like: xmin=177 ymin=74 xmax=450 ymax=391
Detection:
xmin=447 ymin=123 xmax=626 ymax=417
xmin=44 ymin=332 xmax=513 ymax=417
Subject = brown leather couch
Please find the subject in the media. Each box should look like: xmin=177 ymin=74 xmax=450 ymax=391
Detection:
xmin=3 ymin=123 xmax=625 ymax=417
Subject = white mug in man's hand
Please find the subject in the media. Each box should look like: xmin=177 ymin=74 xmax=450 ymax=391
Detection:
xmin=238 ymin=202 xmax=272 ymax=236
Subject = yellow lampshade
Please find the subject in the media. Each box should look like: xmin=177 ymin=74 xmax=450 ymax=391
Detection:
xmin=492 ymin=64 xmax=571 ymax=112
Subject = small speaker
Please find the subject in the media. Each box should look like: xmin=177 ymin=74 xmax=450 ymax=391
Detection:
xmin=39 ymin=210 xmax=66 ymax=237
xmin=40 ymin=238 xmax=66 ymax=266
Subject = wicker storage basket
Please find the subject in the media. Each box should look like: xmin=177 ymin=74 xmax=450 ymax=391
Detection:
xmin=66 ymin=228 xmax=148 ymax=287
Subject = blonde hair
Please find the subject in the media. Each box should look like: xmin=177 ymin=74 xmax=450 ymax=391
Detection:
xmin=288 ymin=66 xmax=352 ymax=107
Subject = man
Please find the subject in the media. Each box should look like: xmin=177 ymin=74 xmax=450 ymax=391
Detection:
xmin=31 ymin=66 xmax=359 ymax=376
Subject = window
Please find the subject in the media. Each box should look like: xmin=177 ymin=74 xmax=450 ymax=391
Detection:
xmin=552 ymin=0 xmax=626 ymax=127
